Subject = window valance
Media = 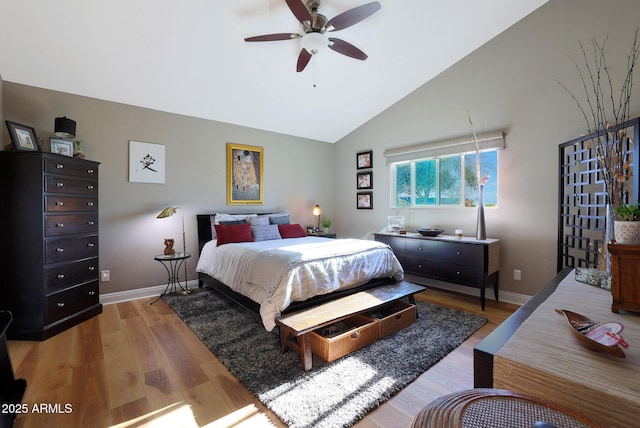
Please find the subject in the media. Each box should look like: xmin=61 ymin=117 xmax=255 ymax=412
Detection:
xmin=383 ymin=131 xmax=505 ymax=164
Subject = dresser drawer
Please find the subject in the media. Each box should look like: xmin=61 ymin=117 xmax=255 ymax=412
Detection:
xmin=45 ymin=281 xmax=99 ymax=324
xmin=45 ymin=157 xmax=98 ymax=178
xmin=374 ymin=234 xmax=405 ymax=257
xmin=46 ymin=195 xmax=98 ymax=212
xmin=404 ymin=256 xmax=439 ymax=277
xmin=46 ymin=235 xmax=99 ymax=264
xmin=46 ymin=258 xmax=99 ymax=292
xmin=440 ymin=243 xmax=483 ymax=266
xmin=405 ymin=238 xmax=440 ymax=258
xmin=45 ymin=174 xmax=98 ymax=195
xmin=439 ymin=264 xmax=484 ymax=287
xmin=46 ymin=214 xmax=98 ymax=236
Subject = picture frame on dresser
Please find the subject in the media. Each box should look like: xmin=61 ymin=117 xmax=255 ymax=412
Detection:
xmin=5 ymin=120 xmax=38 ymax=151
xmin=50 ymin=138 xmax=74 ymax=157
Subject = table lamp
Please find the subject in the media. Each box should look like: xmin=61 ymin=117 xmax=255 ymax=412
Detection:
xmin=313 ymin=204 xmax=321 ymax=232
xmin=157 ymin=206 xmax=191 ymax=292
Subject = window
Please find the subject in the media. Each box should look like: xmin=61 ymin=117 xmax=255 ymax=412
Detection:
xmin=392 ymin=150 xmax=498 ymax=208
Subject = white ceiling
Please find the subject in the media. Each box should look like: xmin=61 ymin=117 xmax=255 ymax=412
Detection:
xmin=0 ymin=0 xmax=548 ymax=143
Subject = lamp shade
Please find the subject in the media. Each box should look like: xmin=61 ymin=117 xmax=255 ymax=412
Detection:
xmin=157 ymin=207 xmax=178 ymax=218
xmin=54 ymin=116 xmax=76 ymax=139
xmin=313 ymin=205 xmax=321 ymax=216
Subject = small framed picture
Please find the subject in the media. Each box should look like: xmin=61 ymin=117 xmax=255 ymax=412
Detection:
xmin=357 ymin=191 xmax=373 ymax=209
xmin=357 ymin=171 xmax=373 ymax=189
xmin=50 ymin=138 xmax=74 ymax=157
xmin=356 ymin=150 xmax=372 ymax=169
xmin=5 ymin=120 xmax=38 ymax=151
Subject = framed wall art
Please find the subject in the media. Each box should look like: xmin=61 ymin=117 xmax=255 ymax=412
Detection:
xmin=129 ymin=140 xmax=166 ymax=184
xmin=227 ymin=142 xmax=264 ymax=205
xmin=356 ymin=150 xmax=372 ymax=169
xmin=357 ymin=171 xmax=373 ymax=189
xmin=357 ymin=191 xmax=373 ymax=209
xmin=49 ymin=138 xmax=74 ymax=157
xmin=5 ymin=120 xmax=38 ymax=151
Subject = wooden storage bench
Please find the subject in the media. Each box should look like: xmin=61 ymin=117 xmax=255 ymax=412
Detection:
xmin=276 ymin=280 xmax=425 ymax=370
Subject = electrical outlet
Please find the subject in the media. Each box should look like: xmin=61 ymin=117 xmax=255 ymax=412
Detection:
xmin=514 ymin=269 xmax=521 ymax=281
xmin=101 ymin=270 xmax=110 ymax=282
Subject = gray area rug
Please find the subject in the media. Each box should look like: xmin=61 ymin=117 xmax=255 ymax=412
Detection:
xmin=163 ymin=287 xmax=487 ymax=428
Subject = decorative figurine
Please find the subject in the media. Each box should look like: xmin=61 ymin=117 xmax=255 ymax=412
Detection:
xmin=163 ymin=238 xmax=175 ymax=255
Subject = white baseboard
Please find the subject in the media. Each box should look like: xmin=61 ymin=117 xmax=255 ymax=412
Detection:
xmin=100 ymin=279 xmax=200 ymax=305
xmin=404 ymin=274 xmax=530 ymax=306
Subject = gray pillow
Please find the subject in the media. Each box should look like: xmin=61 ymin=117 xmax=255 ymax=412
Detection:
xmin=251 ymin=225 xmax=282 ymax=241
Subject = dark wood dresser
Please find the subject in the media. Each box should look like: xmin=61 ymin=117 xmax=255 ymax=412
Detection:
xmin=374 ymin=232 xmax=500 ymax=309
xmin=609 ymin=243 xmax=640 ymax=314
xmin=0 ymin=151 xmax=102 ymax=340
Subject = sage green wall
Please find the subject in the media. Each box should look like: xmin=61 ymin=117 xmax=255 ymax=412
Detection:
xmin=3 ymin=83 xmax=334 ymax=294
xmin=334 ymin=0 xmax=640 ymax=297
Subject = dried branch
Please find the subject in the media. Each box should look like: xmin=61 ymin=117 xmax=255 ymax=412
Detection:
xmin=556 ymin=28 xmax=640 ymax=207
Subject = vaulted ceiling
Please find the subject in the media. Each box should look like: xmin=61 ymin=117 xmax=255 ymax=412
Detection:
xmin=0 ymin=0 xmax=548 ymax=143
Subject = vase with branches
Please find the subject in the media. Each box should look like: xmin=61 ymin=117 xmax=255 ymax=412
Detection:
xmin=557 ymin=29 xmax=640 ymax=265
xmin=557 ymin=29 xmax=639 ymax=210
xmin=467 ymin=111 xmax=490 ymax=240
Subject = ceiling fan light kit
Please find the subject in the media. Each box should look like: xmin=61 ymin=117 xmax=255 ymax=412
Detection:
xmin=245 ymin=0 xmax=381 ymax=72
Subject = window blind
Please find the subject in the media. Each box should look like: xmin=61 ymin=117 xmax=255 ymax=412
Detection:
xmin=383 ymin=131 xmax=505 ymax=164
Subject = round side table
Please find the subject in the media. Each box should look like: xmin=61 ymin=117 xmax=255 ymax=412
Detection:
xmin=152 ymin=252 xmax=191 ymax=304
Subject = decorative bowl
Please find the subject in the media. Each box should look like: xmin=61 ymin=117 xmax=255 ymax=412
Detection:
xmin=416 ymin=228 xmax=444 ymax=237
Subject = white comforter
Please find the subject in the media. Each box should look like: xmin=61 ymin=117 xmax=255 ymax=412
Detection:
xmin=196 ymin=237 xmax=404 ymax=330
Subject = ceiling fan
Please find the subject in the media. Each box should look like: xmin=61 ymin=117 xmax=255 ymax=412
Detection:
xmin=245 ymin=0 xmax=381 ymax=72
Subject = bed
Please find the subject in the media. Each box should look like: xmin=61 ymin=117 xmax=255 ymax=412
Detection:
xmin=195 ymin=213 xmax=404 ymax=331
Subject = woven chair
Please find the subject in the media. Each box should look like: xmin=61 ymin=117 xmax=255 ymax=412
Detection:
xmin=410 ymin=388 xmax=602 ymax=428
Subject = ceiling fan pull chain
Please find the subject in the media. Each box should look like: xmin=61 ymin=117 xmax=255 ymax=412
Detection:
xmin=313 ymin=54 xmax=317 ymax=88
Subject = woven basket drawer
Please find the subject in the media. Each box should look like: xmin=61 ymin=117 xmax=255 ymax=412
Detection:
xmin=310 ymin=315 xmax=378 ymax=362
xmin=367 ymin=301 xmax=416 ymax=337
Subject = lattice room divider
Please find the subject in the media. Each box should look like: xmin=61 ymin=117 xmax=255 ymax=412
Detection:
xmin=557 ymin=117 xmax=639 ymax=271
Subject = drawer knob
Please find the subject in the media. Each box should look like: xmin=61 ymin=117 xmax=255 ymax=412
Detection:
xmin=56 ymin=223 xmax=64 ymax=228
xmin=87 ymin=243 xmax=95 ymax=247
xmin=456 ymin=251 xmax=463 ymax=255
xmin=87 ymin=185 xmax=95 ymax=190
xmin=456 ymin=271 xmax=461 ymax=275
xmin=418 ymin=264 xmax=423 ymax=268
xmin=56 ymin=182 xmax=64 ymax=187
xmin=87 ymin=169 xmax=95 ymax=174
xmin=418 ymin=247 xmax=423 ymax=251
xmin=87 ymin=202 xmax=94 ymax=206
xmin=351 ymin=331 xmax=360 ymax=339
xmin=56 ymin=201 xmax=64 ymax=206
xmin=57 ymin=302 xmax=65 ymax=308
xmin=88 ymin=221 xmax=95 ymax=225
xmin=88 ymin=266 xmax=95 ymax=272
xmin=56 ymin=164 xmax=64 ymax=169
xmin=57 ymin=274 xmax=65 ymax=279
xmin=56 ymin=248 xmax=64 ymax=252
xmin=89 ymin=291 xmax=95 ymax=296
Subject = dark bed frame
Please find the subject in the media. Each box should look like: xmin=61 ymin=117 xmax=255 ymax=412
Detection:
xmin=196 ymin=214 xmax=396 ymax=317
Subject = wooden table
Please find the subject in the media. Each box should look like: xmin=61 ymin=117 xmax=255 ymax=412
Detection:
xmin=276 ymin=281 xmax=425 ymax=371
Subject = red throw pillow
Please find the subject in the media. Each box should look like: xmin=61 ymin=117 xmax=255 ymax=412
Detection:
xmin=215 ymin=223 xmax=254 ymax=246
xmin=278 ymin=224 xmax=307 ymax=238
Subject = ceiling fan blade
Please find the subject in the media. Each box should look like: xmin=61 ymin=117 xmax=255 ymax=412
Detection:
xmin=326 ymin=2 xmax=381 ymax=32
xmin=328 ymin=38 xmax=367 ymax=60
xmin=285 ymin=0 xmax=312 ymax=25
xmin=245 ymin=33 xmax=301 ymax=42
xmin=296 ymin=48 xmax=313 ymax=72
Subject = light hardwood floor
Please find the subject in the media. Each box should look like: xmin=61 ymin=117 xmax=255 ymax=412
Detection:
xmin=8 ymin=288 xmax=518 ymax=428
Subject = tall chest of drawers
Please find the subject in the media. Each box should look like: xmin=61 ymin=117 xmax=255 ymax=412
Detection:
xmin=0 ymin=151 xmax=102 ymax=340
